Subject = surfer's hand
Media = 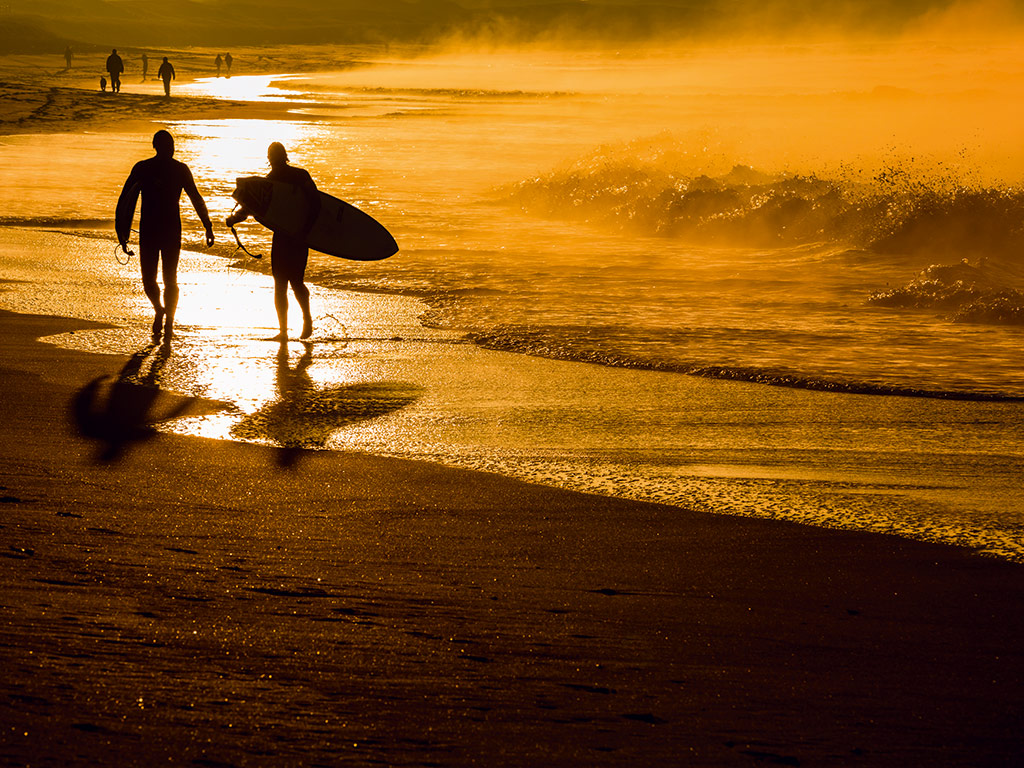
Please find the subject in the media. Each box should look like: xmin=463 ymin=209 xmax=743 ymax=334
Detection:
xmin=205 ymin=225 xmax=215 ymax=247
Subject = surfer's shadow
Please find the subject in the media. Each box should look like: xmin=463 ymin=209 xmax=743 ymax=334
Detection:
xmin=70 ymin=342 xmax=208 ymax=462
xmin=230 ymin=343 xmax=422 ymax=468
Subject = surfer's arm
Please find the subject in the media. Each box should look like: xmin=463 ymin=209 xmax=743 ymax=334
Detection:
xmin=116 ymin=166 xmax=142 ymax=249
xmin=182 ymin=166 xmax=215 ymax=246
xmin=225 ymin=206 xmax=251 ymax=228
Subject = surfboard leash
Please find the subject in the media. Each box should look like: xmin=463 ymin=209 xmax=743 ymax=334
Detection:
xmin=230 ymin=225 xmax=263 ymax=260
xmin=114 ymin=227 xmax=138 ymax=265
xmin=114 ymin=243 xmax=132 ymax=265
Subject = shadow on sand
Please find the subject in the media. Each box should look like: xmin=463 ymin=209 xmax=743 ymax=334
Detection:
xmin=71 ymin=341 xmax=224 ymax=462
xmin=231 ymin=342 xmax=423 ymax=468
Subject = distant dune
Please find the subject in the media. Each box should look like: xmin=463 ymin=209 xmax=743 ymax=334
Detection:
xmin=0 ymin=17 xmax=91 ymax=54
xmin=1 ymin=0 xmax=1019 ymax=49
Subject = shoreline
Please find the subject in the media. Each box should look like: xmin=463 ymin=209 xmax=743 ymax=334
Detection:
xmin=1 ymin=305 xmax=1023 ymax=765
xmin=0 ymin=79 xmax=299 ymax=137
xmin=3 ymin=224 xmax=1023 ymax=564
xmin=0 ymin=47 xmax=374 ymax=136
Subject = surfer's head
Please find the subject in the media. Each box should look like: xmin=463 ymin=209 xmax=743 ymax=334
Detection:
xmin=267 ymin=142 xmax=288 ymax=167
xmin=152 ymin=129 xmax=174 ymax=157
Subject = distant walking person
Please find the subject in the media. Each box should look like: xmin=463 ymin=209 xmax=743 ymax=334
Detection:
xmin=106 ymin=49 xmax=124 ymax=92
xmin=215 ymin=54 xmax=223 ymax=77
xmin=63 ymin=46 xmax=73 ymax=70
xmin=225 ymin=142 xmax=319 ymax=339
xmin=117 ymin=130 xmax=215 ymax=339
xmin=141 ymin=52 xmax=148 ymax=81
xmin=157 ymin=56 xmax=175 ymax=97
xmin=224 ymin=51 xmax=233 ymax=76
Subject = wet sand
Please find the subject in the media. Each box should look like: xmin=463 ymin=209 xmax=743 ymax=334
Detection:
xmin=0 ymin=53 xmax=302 ymax=135
xmin=1 ymin=306 xmax=1023 ymax=766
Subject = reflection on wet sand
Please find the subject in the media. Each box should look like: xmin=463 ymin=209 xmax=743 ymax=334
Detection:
xmin=71 ymin=341 xmax=225 ymax=461
xmin=231 ymin=341 xmax=422 ymax=467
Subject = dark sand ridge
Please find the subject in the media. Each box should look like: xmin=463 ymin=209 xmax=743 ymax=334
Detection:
xmin=0 ymin=50 xmax=340 ymax=135
xmin=1 ymin=305 xmax=1023 ymax=766
xmin=0 ymin=80 xmax=296 ymax=136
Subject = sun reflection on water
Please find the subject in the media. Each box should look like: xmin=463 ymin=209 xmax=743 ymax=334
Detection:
xmin=168 ymin=119 xmax=322 ymax=194
xmin=178 ymin=75 xmax=296 ymax=102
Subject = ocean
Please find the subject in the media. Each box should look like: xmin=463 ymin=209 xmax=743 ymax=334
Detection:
xmin=1 ymin=43 xmax=1023 ymax=560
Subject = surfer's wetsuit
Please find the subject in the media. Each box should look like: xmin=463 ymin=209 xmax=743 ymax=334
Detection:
xmin=228 ymin=163 xmax=319 ymax=280
xmin=119 ymin=152 xmax=213 ymax=336
xmin=226 ymin=159 xmax=320 ymax=338
xmin=268 ymin=164 xmax=319 ymax=278
xmin=122 ymin=154 xmax=212 ymax=252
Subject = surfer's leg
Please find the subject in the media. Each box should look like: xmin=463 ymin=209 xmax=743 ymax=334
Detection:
xmin=291 ymin=251 xmax=312 ymax=339
xmin=139 ymin=244 xmax=164 ymax=337
xmin=292 ymin=280 xmax=312 ymax=339
xmin=161 ymin=246 xmax=180 ymax=337
xmin=272 ymin=273 xmax=289 ymax=339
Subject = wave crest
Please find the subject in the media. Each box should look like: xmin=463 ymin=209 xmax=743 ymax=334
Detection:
xmin=869 ymin=260 xmax=1024 ymax=325
xmin=504 ymin=144 xmax=1024 ymax=259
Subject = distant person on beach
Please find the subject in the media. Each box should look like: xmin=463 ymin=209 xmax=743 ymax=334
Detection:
xmin=157 ymin=56 xmax=175 ymax=97
xmin=64 ymin=46 xmax=73 ymax=70
xmin=100 ymin=76 xmax=107 ymax=92
xmin=106 ymin=49 xmax=124 ymax=93
xmin=141 ymin=52 xmax=148 ymax=81
xmin=224 ymin=51 xmax=233 ymax=76
xmin=225 ymin=142 xmax=319 ymax=340
xmin=117 ymin=130 xmax=215 ymax=339
xmin=215 ymin=54 xmax=222 ymax=77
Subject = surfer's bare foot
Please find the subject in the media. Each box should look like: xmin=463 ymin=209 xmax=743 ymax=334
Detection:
xmin=300 ymin=319 xmax=313 ymax=339
xmin=152 ymin=309 xmax=165 ymax=338
xmin=271 ymin=331 xmax=288 ymax=342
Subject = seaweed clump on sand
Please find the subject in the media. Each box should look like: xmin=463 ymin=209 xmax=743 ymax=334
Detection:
xmin=868 ymin=259 xmax=1024 ymax=325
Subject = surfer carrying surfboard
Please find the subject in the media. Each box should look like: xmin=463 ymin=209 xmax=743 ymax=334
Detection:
xmin=117 ymin=129 xmax=215 ymax=340
xmin=226 ymin=142 xmax=320 ymax=340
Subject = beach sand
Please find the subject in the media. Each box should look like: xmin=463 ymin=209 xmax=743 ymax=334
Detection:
xmin=0 ymin=52 xmax=302 ymax=136
xmin=1 ymin=57 xmax=1023 ymax=766
xmin=1 ymin=306 xmax=1023 ymax=766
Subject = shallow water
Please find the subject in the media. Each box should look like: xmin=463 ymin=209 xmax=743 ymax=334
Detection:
xmin=1 ymin=44 xmax=1023 ymax=560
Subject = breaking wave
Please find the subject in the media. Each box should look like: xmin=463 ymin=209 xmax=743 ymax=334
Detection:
xmin=868 ymin=260 xmax=1024 ymax=325
xmin=503 ymin=141 xmax=1024 ymax=261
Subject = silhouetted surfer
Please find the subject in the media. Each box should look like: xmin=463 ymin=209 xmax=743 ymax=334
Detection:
xmin=118 ymin=130 xmax=215 ymax=339
xmin=226 ymin=142 xmax=319 ymax=340
xmin=63 ymin=46 xmax=73 ymax=71
xmin=215 ymin=54 xmax=223 ymax=77
xmin=106 ymin=48 xmax=124 ymax=93
xmin=225 ymin=51 xmax=233 ymax=76
xmin=141 ymin=52 xmax=148 ymax=81
xmin=157 ymin=56 xmax=175 ymax=97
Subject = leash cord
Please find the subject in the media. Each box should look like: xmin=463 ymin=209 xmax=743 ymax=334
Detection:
xmin=230 ymin=225 xmax=262 ymax=260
